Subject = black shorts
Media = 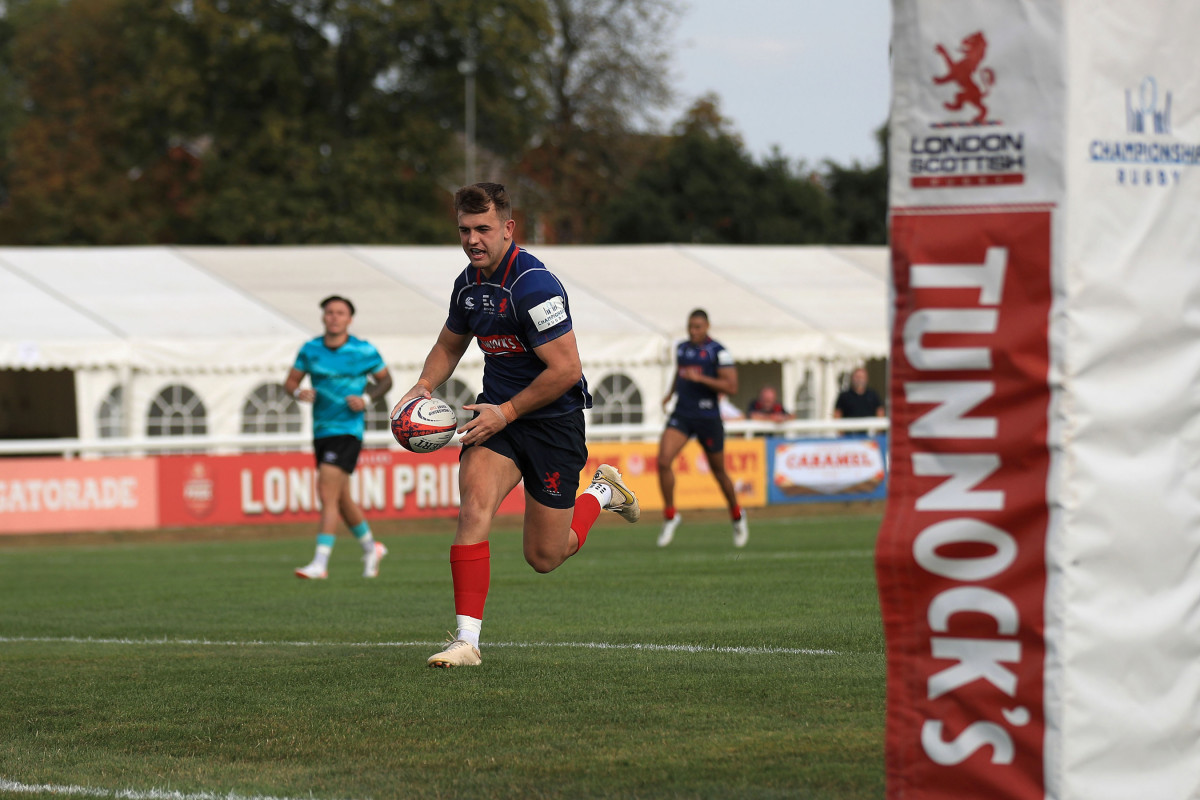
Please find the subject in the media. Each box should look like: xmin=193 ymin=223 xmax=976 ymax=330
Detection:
xmin=313 ymin=435 xmax=362 ymax=474
xmin=465 ymin=410 xmax=588 ymax=510
xmin=666 ymin=415 xmax=725 ymax=454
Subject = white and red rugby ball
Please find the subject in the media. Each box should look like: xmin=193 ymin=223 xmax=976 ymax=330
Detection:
xmin=390 ymin=396 xmax=458 ymax=453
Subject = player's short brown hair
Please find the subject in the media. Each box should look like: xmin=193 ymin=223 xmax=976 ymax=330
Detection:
xmin=455 ymin=182 xmax=511 ymax=222
xmin=689 ymin=308 xmax=709 ymax=322
xmin=320 ymin=295 xmax=355 ymax=315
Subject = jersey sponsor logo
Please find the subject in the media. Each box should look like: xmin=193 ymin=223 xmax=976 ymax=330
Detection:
xmin=529 ymin=296 xmax=567 ymax=332
xmin=717 ymin=349 xmax=735 ymax=366
xmin=477 ymin=334 xmax=527 ymax=355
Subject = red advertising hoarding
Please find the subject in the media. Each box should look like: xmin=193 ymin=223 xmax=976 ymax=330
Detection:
xmin=157 ymin=447 xmax=524 ymax=527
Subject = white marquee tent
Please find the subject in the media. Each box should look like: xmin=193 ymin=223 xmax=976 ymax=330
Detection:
xmin=0 ymin=245 xmax=887 ymax=443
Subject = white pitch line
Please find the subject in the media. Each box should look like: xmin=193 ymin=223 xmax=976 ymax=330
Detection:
xmin=0 ymin=635 xmax=840 ymax=657
xmin=0 ymin=778 xmax=360 ymax=800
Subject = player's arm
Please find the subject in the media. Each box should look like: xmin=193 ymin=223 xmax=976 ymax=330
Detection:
xmin=661 ymin=358 xmax=679 ymax=410
xmin=348 ymin=367 xmax=393 ymax=412
xmin=391 ymin=325 xmax=472 ymax=415
xmin=284 ymin=367 xmax=314 ymax=403
xmin=459 ymin=330 xmax=582 ymax=445
xmin=687 ymin=365 xmax=738 ymax=397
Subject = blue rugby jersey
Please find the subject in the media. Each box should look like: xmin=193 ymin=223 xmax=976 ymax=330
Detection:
xmin=293 ymin=335 xmax=385 ymax=439
xmin=445 ymin=242 xmax=590 ymax=419
xmin=672 ymin=337 xmax=734 ymax=419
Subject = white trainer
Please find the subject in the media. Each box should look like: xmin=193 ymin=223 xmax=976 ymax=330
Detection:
xmin=362 ymin=542 xmax=388 ymax=578
xmin=591 ymin=464 xmax=640 ymax=523
xmin=733 ymin=513 xmax=749 ymax=548
xmin=658 ymin=514 xmax=682 ymax=547
xmin=427 ymin=638 xmax=482 ymax=668
xmin=294 ymin=561 xmax=327 ymax=580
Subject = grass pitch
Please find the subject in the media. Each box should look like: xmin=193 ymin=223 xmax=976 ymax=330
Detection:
xmin=0 ymin=511 xmax=885 ymax=800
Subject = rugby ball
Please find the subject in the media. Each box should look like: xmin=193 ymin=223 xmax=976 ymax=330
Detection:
xmin=391 ymin=397 xmax=458 ymax=453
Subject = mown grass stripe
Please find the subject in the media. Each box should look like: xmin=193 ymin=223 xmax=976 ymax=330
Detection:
xmin=0 ymin=778 xmax=359 ymax=800
xmin=0 ymin=635 xmax=841 ymax=656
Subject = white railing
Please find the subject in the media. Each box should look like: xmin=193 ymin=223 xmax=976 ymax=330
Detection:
xmin=0 ymin=417 xmax=889 ymax=458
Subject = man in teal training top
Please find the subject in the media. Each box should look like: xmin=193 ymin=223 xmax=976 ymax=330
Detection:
xmin=285 ymin=295 xmax=393 ymax=579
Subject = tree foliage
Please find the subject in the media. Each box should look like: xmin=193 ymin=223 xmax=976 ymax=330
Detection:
xmin=516 ymin=0 xmax=680 ymax=243
xmin=0 ymin=0 xmax=887 ymax=246
xmin=823 ymin=125 xmax=888 ymax=245
xmin=600 ymin=96 xmax=839 ymax=244
xmin=0 ymin=0 xmax=552 ymax=244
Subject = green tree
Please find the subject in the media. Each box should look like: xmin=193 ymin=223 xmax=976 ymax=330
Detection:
xmin=823 ymin=124 xmax=888 ymax=245
xmin=601 ymin=96 xmax=836 ymax=244
xmin=0 ymin=0 xmax=553 ymax=244
xmin=521 ymin=0 xmax=680 ymax=243
xmin=0 ymin=0 xmax=169 ymax=243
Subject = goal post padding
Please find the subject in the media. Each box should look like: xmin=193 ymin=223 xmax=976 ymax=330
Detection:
xmin=880 ymin=2 xmax=1200 ymax=798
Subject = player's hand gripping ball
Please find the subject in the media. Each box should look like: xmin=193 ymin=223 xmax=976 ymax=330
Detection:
xmin=391 ymin=397 xmax=458 ymax=453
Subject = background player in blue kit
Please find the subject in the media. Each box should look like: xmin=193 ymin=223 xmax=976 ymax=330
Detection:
xmin=286 ymin=295 xmax=393 ymax=579
xmin=392 ymin=182 xmax=640 ymax=668
xmin=656 ymin=309 xmax=748 ymax=548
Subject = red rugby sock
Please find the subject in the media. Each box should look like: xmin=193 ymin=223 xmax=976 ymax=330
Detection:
xmin=450 ymin=541 xmax=490 ymax=619
xmin=664 ymin=505 xmax=677 ymax=521
xmin=570 ymin=494 xmax=603 ymax=551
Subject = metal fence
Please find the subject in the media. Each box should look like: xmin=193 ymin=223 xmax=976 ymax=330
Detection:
xmin=0 ymin=417 xmax=890 ymax=459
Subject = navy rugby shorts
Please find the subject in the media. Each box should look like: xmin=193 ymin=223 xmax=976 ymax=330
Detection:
xmin=466 ymin=409 xmax=587 ymax=509
xmin=313 ymin=434 xmax=363 ymax=474
xmin=666 ymin=415 xmax=726 ymax=454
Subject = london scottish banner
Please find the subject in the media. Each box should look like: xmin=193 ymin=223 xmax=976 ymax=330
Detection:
xmin=881 ymin=2 xmax=1062 ymax=799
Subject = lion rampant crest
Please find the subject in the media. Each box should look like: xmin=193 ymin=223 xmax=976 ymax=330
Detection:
xmin=934 ymin=31 xmax=995 ymax=125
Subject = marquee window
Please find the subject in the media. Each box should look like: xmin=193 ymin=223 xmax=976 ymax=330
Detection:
xmin=591 ymin=373 xmax=644 ymax=425
xmin=147 ymin=384 xmax=207 ymax=437
xmin=364 ymin=395 xmax=391 ymax=433
xmin=794 ymin=368 xmax=816 ymax=420
xmin=98 ymin=385 xmax=124 ymax=438
xmin=241 ymin=383 xmax=302 ymax=435
xmin=433 ymin=378 xmax=476 ymax=426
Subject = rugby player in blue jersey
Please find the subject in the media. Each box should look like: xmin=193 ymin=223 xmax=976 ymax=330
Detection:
xmin=286 ymin=295 xmax=393 ymax=579
xmin=656 ymin=309 xmax=748 ymax=548
xmin=392 ymin=182 xmax=640 ymax=668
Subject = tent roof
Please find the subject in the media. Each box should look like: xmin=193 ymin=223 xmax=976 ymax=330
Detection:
xmin=0 ymin=244 xmax=887 ymax=372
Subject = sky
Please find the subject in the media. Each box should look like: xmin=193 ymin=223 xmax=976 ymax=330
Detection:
xmin=664 ymin=1 xmax=893 ymax=169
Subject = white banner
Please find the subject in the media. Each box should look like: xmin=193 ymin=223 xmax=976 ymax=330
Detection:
xmin=771 ymin=439 xmax=885 ymax=495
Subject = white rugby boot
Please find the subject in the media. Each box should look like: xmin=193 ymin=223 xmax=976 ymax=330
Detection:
xmin=362 ymin=542 xmax=388 ymax=578
xmin=657 ymin=514 xmax=682 ymax=547
xmin=732 ymin=512 xmax=749 ymax=548
xmin=590 ymin=464 xmax=640 ymax=523
xmin=427 ymin=637 xmax=482 ymax=668
xmin=294 ymin=561 xmax=328 ymax=580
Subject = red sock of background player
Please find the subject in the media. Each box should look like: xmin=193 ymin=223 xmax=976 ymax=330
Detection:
xmin=664 ymin=505 xmax=677 ymax=521
xmin=450 ymin=541 xmax=489 ymax=647
xmin=570 ymin=482 xmax=612 ymax=552
xmin=730 ymin=504 xmax=743 ymax=521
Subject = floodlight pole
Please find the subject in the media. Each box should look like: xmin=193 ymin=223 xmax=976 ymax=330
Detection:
xmin=458 ymin=42 xmax=477 ymax=186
